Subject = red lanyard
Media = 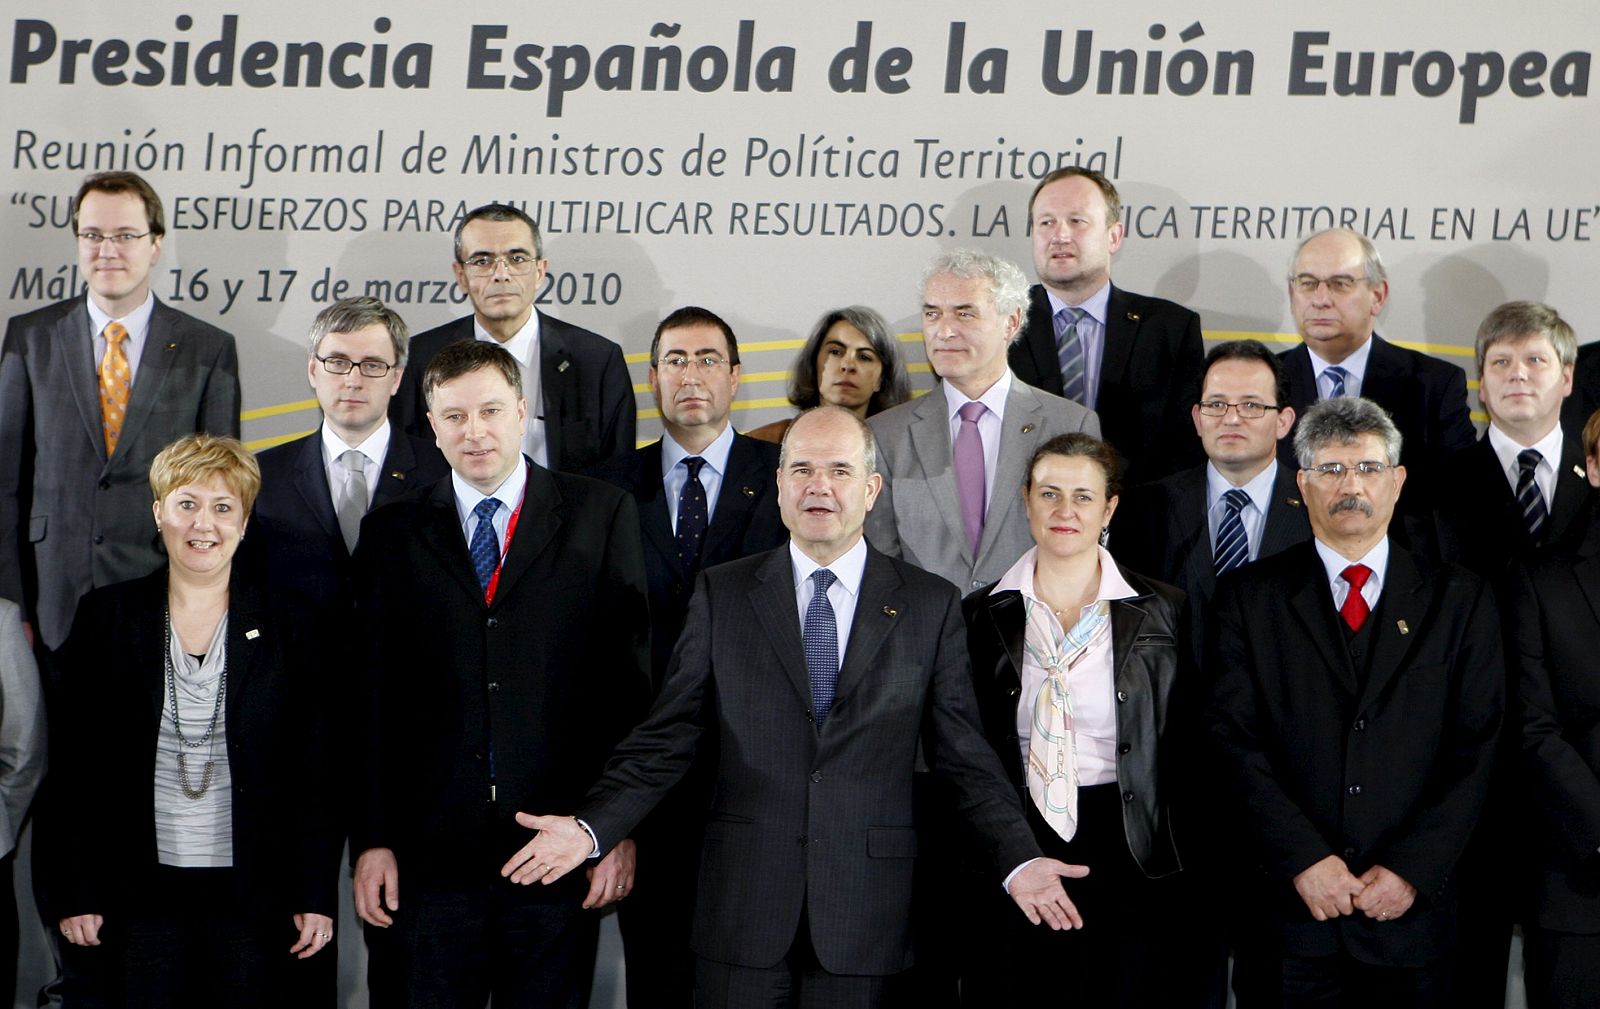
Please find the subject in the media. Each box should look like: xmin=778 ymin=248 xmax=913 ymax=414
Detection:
xmin=483 ymin=489 xmax=526 ymax=605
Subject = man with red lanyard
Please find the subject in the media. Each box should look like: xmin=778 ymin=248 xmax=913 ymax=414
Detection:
xmin=348 ymin=339 xmax=651 ymax=1008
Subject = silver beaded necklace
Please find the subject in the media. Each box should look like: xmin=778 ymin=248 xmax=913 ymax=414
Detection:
xmin=163 ymin=607 xmax=227 ymax=800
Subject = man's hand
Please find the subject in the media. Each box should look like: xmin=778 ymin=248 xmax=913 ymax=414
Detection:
xmin=1352 ymin=865 xmax=1417 ymax=922
xmin=354 ymin=847 xmax=400 ymax=927
xmin=583 ymin=838 xmax=637 ymax=909
xmin=58 ymin=914 xmax=103 ymax=947
xmin=1007 ymin=857 xmax=1091 ymax=931
xmin=289 ymin=912 xmax=335 ymax=958
xmin=1292 ymin=854 xmax=1366 ymax=921
xmin=500 ymin=813 xmax=594 ymax=886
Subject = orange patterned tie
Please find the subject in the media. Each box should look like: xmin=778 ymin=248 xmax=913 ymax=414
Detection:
xmin=99 ymin=321 xmax=131 ymax=457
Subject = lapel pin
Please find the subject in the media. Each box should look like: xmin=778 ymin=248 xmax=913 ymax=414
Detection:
xmin=741 ymin=486 xmax=755 ymax=498
xmin=557 ymin=360 xmax=571 ymax=373
xmin=882 ymin=606 xmax=897 ymax=618
xmin=1575 ymin=464 xmax=1586 ymax=478
xmin=1021 ymin=423 xmax=1036 ymax=434
xmin=1395 ymin=620 xmax=1409 ymax=635
xmin=1125 ymin=312 xmax=1141 ymax=322
xmin=391 ymin=470 xmax=405 ymax=480
xmin=166 ymin=342 xmax=177 ymax=350
xmin=245 ymin=628 xmax=261 ymax=640
xmin=1287 ymin=498 xmax=1302 ymax=508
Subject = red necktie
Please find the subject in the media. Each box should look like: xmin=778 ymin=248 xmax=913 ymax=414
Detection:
xmin=1339 ymin=564 xmax=1372 ymax=631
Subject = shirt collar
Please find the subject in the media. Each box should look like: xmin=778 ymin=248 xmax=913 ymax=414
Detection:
xmin=1205 ymin=459 xmax=1280 ymax=513
xmin=789 ymin=535 xmax=869 ymax=599
xmin=86 ymin=290 xmax=155 ymax=341
xmin=321 ymin=419 xmax=392 ymax=468
xmin=1305 ymin=334 xmax=1374 ymax=384
xmin=661 ymin=423 xmax=735 ymax=479
xmin=451 ymin=456 xmax=529 ymax=524
xmin=991 ymin=545 xmax=1139 ymax=603
xmin=941 ymin=368 xmax=1013 ymax=423
xmin=1486 ymin=421 xmax=1564 ymax=478
xmin=1044 ymin=281 xmax=1112 ymax=327
xmin=1313 ymin=535 xmax=1390 ymax=589
xmin=473 ymin=310 xmax=541 ymax=363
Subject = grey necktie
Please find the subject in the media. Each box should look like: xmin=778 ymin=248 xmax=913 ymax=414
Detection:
xmin=336 ymin=449 xmax=368 ymax=553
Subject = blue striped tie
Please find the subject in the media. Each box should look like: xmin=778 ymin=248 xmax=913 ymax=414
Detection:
xmin=1056 ymin=307 xmax=1087 ymax=405
xmin=1213 ymin=488 xmax=1251 ymax=574
xmin=803 ymin=569 xmax=840 ymax=726
xmin=1323 ymin=365 xmax=1349 ymax=399
xmin=468 ymin=498 xmax=503 ymax=593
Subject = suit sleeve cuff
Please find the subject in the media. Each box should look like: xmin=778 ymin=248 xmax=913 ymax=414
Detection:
xmin=1002 ymin=856 xmax=1040 ymax=893
xmin=575 ymin=818 xmax=602 ymax=859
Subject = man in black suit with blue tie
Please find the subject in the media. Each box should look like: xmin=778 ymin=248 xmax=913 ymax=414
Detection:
xmin=247 ymin=297 xmax=446 ymax=607
xmin=587 ymin=306 xmax=786 ymax=1008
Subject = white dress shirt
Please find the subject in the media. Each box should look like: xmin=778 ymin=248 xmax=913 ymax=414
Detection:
xmin=473 ymin=314 xmax=547 ymax=467
xmin=1313 ymin=536 xmax=1390 ymax=613
xmin=789 ymin=536 xmax=868 ymax=670
xmin=941 ymin=369 xmax=1013 ymax=511
xmin=1205 ymin=460 xmax=1281 ymax=563
xmin=662 ymin=424 xmax=735 ymax=529
xmin=320 ymin=420 xmax=391 ymax=512
xmin=1487 ymin=422 xmax=1563 ymax=511
xmin=1044 ymin=282 xmax=1112 ymax=409
xmin=87 ymin=291 xmax=156 ymax=386
xmin=1306 ymin=337 xmax=1374 ymax=400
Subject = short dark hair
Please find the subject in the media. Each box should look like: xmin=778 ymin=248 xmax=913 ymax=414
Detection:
xmin=422 ymin=339 xmax=522 ymax=409
xmin=651 ymin=306 xmax=740 ymax=366
xmin=1201 ymin=339 xmax=1290 ymax=408
xmin=1027 ymin=167 xmax=1122 ymax=226
xmin=73 ymin=171 xmax=165 ymax=238
xmin=786 ymin=306 xmax=912 ymax=417
xmin=454 ymin=203 xmax=542 ymax=262
xmin=1024 ymin=432 xmax=1122 ymax=500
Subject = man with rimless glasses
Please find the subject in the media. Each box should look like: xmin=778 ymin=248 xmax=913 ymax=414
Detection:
xmin=1207 ymin=396 xmax=1502 ymax=1008
xmin=393 ymin=203 xmax=634 ymax=474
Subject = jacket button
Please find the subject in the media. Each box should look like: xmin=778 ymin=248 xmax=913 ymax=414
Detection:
xmin=98 ymin=479 xmax=111 ymax=490
xmin=1122 ymin=791 xmax=1134 ymax=803
xmin=92 ymin=534 xmax=105 ymax=545
xmin=486 ymin=617 xmax=499 ymax=629
xmin=474 ymin=751 xmax=486 ymax=761
xmin=1116 ymin=690 xmax=1128 ymax=703
xmin=1347 ymin=785 xmax=1362 ymax=796
xmin=810 ymin=771 xmax=823 ymax=783
xmin=1117 ymin=743 xmax=1132 ymax=755
xmin=487 ymin=682 xmax=500 ymax=693
xmin=971 ymin=580 xmax=982 ymax=589
xmin=1353 ymin=719 xmax=1366 ymax=731
xmin=1343 ymin=847 xmax=1358 ymax=860
xmin=797 ymin=836 xmax=808 ymax=847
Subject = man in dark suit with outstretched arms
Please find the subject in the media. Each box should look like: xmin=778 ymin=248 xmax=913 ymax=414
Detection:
xmin=1207 ymin=396 xmax=1502 ymax=1008
xmin=508 ymin=407 xmax=1086 ymax=1008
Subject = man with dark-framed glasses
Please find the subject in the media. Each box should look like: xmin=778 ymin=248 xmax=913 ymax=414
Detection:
xmin=392 ymin=202 xmax=634 ymax=474
xmin=1206 ymin=396 xmax=1502 ymax=1008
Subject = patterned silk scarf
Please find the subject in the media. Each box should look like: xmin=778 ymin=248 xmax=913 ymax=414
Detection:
xmin=1022 ymin=597 xmax=1110 ymax=842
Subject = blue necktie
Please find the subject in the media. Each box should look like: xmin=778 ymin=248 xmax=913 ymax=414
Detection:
xmin=468 ymin=498 xmax=503 ymax=594
xmin=676 ymin=456 xmax=709 ymax=571
xmin=1516 ymin=449 xmax=1548 ymax=540
xmin=1213 ymin=488 xmax=1251 ymax=574
xmin=1323 ymin=365 xmax=1349 ymax=399
xmin=1056 ymin=307 xmax=1088 ymax=405
xmin=803 ymin=569 xmax=840 ymax=726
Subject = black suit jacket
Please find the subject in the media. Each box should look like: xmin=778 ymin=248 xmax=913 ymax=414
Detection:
xmin=1111 ymin=462 xmax=1312 ymax=658
xmin=1514 ymin=509 xmax=1600 ymax=932
xmin=392 ymin=312 xmax=635 ymax=474
xmin=0 ymin=295 xmax=240 ymax=648
xmin=46 ymin=570 xmax=338 ymax=921
xmin=1559 ymin=340 xmax=1600 ymax=441
xmin=1278 ymin=335 xmax=1476 ymax=506
xmin=243 ymin=426 xmax=448 ymax=606
xmin=1433 ymin=433 xmax=1593 ymax=586
xmin=1205 ymin=541 xmax=1503 ymax=967
xmin=1011 ymin=283 xmax=1205 ymax=484
xmin=588 ymin=434 xmax=786 ymax=687
xmin=576 ymin=544 xmax=1040 ymax=976
xmin=961 ymin=561 xmax=1188 ymax=878
xmin=351 ymin=465 xmax=650 ymax=893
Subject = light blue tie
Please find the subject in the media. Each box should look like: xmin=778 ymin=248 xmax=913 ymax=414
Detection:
xmin=803 ymin=569 xmax=840 ymax=726
xmin=468 ymin=498 xmax=503 ymax=594
xmin=1056 ymin=307 xmax=1088 ymax=405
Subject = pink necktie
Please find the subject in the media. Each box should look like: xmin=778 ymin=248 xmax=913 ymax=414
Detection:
xmin=954 ymin=402 xmax=987 ymax=557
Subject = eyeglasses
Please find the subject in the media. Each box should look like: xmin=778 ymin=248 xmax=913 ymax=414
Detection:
xmin=458 ymin=253 xmax=540 ymax=277
xmin=77 ymin=231 xmax=152 ymax=246
xmin=656 ymin=354 xmax=730 ymax=375
xmin=1291 ymin=274 xmax=1364 ymax=295
xmin=316 ymin=355 xmax=395 ymax=378
xmin=1306 ymin=460 xmax=1393 ymax=480
xmin=1196 ymin=399 xmax=1280 ymax=419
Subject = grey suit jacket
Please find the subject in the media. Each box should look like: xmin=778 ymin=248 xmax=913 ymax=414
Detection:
xmin=865 ymin=376 xmax=1099 ymax=592
xmin=0 ymin=295 xmax=240 ymax=649
xmin=0 ymin=599 xmax=45 ymax=856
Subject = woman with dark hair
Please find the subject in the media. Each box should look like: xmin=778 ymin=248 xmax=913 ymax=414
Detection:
xmin=49 ymin=434 xmax=338 ymax=1007
xmin=747 ymin=305 xmax=912 ymax=443
xmin=959 ymin=432 xmax=1194 ymax=1005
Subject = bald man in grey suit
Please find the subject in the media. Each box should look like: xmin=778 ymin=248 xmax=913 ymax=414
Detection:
xmin=866 ymin=250 xmax=1098 ymax=594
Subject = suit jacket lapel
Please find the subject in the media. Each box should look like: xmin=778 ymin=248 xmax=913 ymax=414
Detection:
xmin=1359 ymin=546 xmax=1430 ymax=708
xmin=1171 ymin=468 xmax=1217 ymax=600
xmin=1286 ymin=552 xmax=1359 ymax=695
xmin=1100 ymin=286 xmax=1137 ymax=389
xmin=135 ymin=575 xmax=169 ymax=725
xmin=292 ymin=430 xmax=342 ymax=542
xmin=1548 ymin=433 xmax=1593 ymax=544
xmin=60 ymin=298 xmax=108 ymax=460
xmin=490 ymin=463 xmax=562 ymax=606
xmin=224 ymin=577 xmax=267 ymax=713
xmin=117 ymin=302 xmax=179 ymax=463
xmin=1110 ymin=594 xmax=1152 ymax=702
xmin=980 ymin=383 xmax=1047 ymax=561
xmin=701 ymin=435 xmax=767 ymax=562
xmin=1285 ymin=345 xmax=1318 ymax=417
xmin=907 ymin=390 xmax=971 ymax=565
xmin=418 ymin=480 xmax=490 ymax=604
xmin=632 ymin=443 xmax=684 ymax=579
xmin=983 ymin=591 xmax=1027 ymax=686
xmin=831 ymin=550 xmax=905 ymax=717
xmin=1258 ymin=463 xmax=1309 ymax=557
xmin=539 ymin=312 xmax=570 ymax=469
xmin=750 ymin=546 xmax=811 ymax=710
xmin=373 ymin=434 xmax=422 ymax=509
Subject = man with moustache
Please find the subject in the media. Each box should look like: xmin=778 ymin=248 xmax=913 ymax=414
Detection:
xmin=393 ymin=203 xmax=634 ymax=473
xmin=1207 ymin=397 xmax=1502 ymax=1007
xmin=1009 ymin=167 xmax=1205 ymax=484
xmin=588 ymin=307 xmax=786 ymax=1008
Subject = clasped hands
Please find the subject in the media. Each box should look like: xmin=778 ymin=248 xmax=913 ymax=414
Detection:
xmin=1293 ymin=854 xmax=1416 ymax=923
